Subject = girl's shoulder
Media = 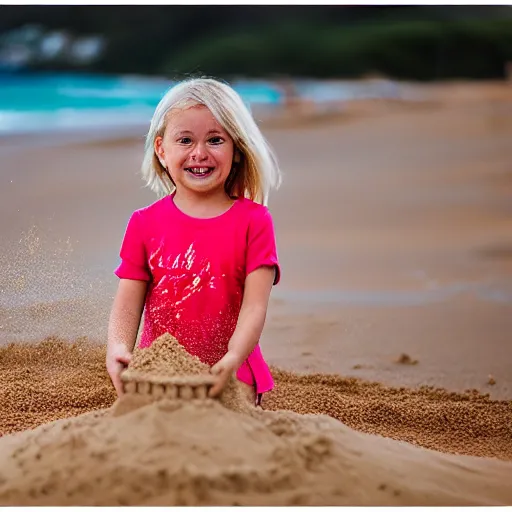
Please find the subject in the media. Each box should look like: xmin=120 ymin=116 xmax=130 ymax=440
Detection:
xmin=133 ymin=195 xmax=173 ymax=219
xmin=236 ymin=199 xmax=276 ymax=232
xmin=236 ymin=197 xmax=271 ymax=219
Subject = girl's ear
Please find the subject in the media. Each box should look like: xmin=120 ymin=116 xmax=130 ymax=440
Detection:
xmin=233 ymin=149 xmax=242 ymax=164
xmin=154 ymin=136 xmax=166 ymax=167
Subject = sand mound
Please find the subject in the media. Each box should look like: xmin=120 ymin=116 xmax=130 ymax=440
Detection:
xmin=0 ymin=335 xmax=512 ymax=505
xmin=126 ymin=333 xmax=209 ymax=377
xmin=2 ymin=397 xmax=512 ymax=506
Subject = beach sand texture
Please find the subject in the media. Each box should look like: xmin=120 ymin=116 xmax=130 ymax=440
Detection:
xmin=1 ymin=333 xmax=511 ymax=506
xmin=0 ymin=82 xmax=511 ymax=505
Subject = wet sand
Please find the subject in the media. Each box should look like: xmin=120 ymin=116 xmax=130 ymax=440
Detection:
xmin=0 ymin=81 xmax=511 ymax=504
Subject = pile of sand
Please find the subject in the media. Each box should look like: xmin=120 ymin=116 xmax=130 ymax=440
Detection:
xmin=125 ymin=333 xmax=209 ymax=377
xmin=0 ymin=335 xmax=512 ymax=506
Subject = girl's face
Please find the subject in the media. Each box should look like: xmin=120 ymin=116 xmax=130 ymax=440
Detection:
xmin=155 ymin=105 xmax=235 ymax=198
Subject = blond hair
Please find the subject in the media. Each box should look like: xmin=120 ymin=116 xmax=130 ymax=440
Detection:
xmin=141 ymin=78 xmax=282 ymax=205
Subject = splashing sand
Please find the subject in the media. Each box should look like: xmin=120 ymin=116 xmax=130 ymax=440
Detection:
xmin=0 ymin=335 xmax=511 ymax=506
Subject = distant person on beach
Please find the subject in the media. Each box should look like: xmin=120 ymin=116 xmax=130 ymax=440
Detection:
xmin=106 ymin=78 xmax=282 ymax=406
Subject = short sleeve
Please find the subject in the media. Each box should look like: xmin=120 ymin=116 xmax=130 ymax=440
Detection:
xmin=246 ymin=207 xmax=281 ymax=285
xmin=114 ymin=211 xmax=151 ymax=281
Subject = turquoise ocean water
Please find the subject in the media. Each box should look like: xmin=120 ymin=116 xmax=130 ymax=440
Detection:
xmin=0 ymin=71 xmax=284 ymax=135
xmin=0 ymin=71 xmax=408 ymax=137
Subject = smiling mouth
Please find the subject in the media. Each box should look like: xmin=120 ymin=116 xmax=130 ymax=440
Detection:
xmin=185 ymin=167 xmax=214 ymax=177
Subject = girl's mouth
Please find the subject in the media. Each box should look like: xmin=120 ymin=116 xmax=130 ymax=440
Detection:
xmin=185 ymin=167 xmax=214 ymax=178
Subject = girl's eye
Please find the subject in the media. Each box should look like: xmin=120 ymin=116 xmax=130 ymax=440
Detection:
xmin=178 ymin=137 xmax=192 ymax=144
xmin=209 ymin=136 xmax=223 ymax=145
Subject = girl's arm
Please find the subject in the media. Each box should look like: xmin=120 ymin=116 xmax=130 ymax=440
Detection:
xmin=106 ymin=279 xmax=147 ymax=396
xmin=209 ymin=266 xmax=275 ymax=397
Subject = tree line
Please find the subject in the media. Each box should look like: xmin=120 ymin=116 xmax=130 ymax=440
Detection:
xmin=1 ymin=6 xmax=511 ymax=80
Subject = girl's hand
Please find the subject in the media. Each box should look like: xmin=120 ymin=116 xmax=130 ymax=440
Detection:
xmin=106 ymin=343 xmax=132 ymax=397
xmin=209 ymin=351 xmax=244 ymax=398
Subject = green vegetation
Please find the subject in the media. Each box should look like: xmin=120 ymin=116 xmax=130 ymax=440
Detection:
xmin=1 ymin=6 xmax=511 ymax=80
xmin=159 ymin=19 xmax=512 ymax=81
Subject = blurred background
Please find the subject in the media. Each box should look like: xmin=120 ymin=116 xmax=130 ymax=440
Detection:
xmin=0 ymin=5 xmax=511 ymax=398
xmin=1 ymin=5 xmax=511 ymax=133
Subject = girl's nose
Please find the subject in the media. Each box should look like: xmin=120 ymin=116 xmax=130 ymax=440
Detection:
xmin=191 ymin=142 xmax=208 ymax=161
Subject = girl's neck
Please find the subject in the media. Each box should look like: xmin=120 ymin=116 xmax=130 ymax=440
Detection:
xmin=173 ymin=189 xmax=236 ymax=219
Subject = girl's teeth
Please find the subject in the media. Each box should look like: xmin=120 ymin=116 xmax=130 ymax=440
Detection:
xmin=189 ymin=168 xmax=211 ymax=175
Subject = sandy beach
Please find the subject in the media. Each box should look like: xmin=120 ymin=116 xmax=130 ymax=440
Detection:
xmin=0 ymin=81 xmax=511 ymax=505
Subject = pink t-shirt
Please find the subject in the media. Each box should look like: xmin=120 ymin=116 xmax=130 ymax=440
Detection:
xmin=114 ymin=193 xmax=280 ymax=394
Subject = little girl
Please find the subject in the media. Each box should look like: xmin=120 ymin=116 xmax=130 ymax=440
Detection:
xmin=106 ymin=78 xmax=282 ymax=406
